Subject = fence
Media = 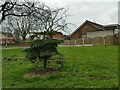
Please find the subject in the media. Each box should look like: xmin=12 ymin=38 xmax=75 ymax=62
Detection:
xmin=63 ymin=35 xmax=118 ymax=46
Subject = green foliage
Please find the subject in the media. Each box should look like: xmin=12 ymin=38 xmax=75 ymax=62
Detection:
xmin=2 ymin=46 xmax=118 ymax=88
xmin=46 ymin=31 xmax=58 ymax=38
xmin=25 ymin=39 xmax=63 ymax=69
xmin=2 ymin=48 xmax=25 ymax=58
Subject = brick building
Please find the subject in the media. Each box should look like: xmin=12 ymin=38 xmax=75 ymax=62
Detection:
xmin=52 ymin=32 xmax=65 ymax=40
xmin=70 ymin=20 xmax=119 ymax=39
xmin=0 ymin=32 xmax=13 ymax=45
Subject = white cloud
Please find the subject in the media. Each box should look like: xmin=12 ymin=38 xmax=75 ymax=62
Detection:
xmin=36 ymin=1 xmax=118 ymax=28
xmin=1 ymin=0 xmax=119 ymax=34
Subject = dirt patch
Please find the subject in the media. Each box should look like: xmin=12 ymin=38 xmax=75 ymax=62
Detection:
xmin=24 ymin=68 xmax=58 ymax=78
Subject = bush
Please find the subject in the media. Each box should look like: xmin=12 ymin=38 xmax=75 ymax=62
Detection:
xmin=25 ymin=39 xmax=64 ymax=69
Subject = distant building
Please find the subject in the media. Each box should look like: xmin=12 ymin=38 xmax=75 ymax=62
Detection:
xmin=30 ymin=31 xmax=66 ymax=40
xmin=70 ymin=20 xmax=119 ymax=39
xmin=52 ymin=32 xmax=65 ymax=40
xmin=0 ymin=32 xmax=13 ymax=45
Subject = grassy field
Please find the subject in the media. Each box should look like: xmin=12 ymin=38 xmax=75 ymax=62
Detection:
xmin=2 ymin=45 xmax=118 ymax=88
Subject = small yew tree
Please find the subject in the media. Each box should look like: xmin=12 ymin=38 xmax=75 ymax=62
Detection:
xmin=25 ymin=38 xmax=64 ymax=69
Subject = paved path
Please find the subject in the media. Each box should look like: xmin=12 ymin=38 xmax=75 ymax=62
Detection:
xmin=59 ymin=44 xmax=93 ymax=47
xmin=1 ymin=47 xmax=29 ymax=50
xmin=1 ymin=44 xmax=93 ymax=50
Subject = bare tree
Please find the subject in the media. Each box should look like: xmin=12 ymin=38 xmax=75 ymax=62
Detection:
xmin=1 ymin=1 xmax=70 ymax=40
xmin=1 ymin=16 xmax=19 ymax=42
xmin=0 ymin=0 xmax=38 ymax=41
xmin=0 ymin=0 xmax=34 ymax=24
xmin=4 ymin=15 xmax=34 ymax=41
xmin=32 ymin=3 xmax=69 ymax=38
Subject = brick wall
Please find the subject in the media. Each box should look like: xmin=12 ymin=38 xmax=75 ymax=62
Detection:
xmin=0 ymin=38 xmax=14 ymax=45
xmin=71 ymin=22 xmax=99 ymax=39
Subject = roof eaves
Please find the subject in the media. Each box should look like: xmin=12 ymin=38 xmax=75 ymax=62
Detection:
xmin=103 ymin=24 xmax=119 ymax=27
xmin=70 ymin=20 xmax=88 ymax=36
xmin=87 ymin=21 xmax=104 ymax=30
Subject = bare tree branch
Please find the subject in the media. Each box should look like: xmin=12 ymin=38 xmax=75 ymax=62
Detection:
xmin=0 ymin=1 xmax=35 ymax=24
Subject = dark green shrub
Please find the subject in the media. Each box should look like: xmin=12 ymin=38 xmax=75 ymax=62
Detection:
xmin=25 ymin=39 xmax=64 ymax=69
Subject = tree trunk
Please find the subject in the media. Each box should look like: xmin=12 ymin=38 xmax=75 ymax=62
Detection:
xmin=50 ymin=35 xmax=53 ymax=39
xmin=43 ymin=59 xmax=47 ymax=69
xmin=0 ymin=18 xmax=3 ymax=24
xmin=22 ymin=36 xmax=26 ymax=41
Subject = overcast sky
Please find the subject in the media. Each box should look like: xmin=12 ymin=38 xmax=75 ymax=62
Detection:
xmin=36 ymin=0 xmax=119 ymax=34
xmin=0 ymin=0 xmax=119 ymax=35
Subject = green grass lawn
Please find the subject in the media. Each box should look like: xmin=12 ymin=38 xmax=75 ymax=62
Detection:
xmin=2 ymin=45 xmax=20 ymax=48
xmin=2 ymin=45 xmax=118 ymax=88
